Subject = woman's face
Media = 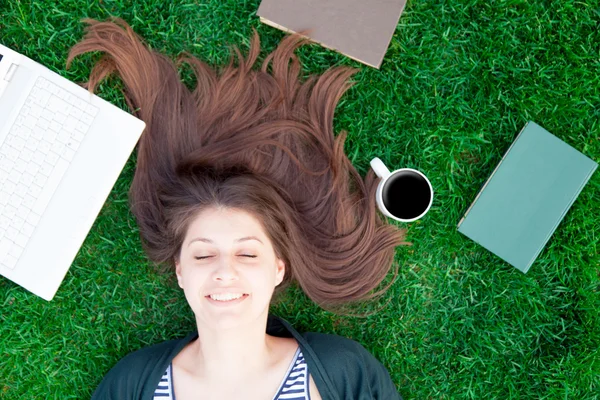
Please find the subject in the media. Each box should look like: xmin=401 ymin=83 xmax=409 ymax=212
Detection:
xmin=175 ymin=207 xmax=285 ymax=330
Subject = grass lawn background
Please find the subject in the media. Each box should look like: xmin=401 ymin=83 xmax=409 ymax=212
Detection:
xmin=1 ymin=0 xmax=599 ymax=398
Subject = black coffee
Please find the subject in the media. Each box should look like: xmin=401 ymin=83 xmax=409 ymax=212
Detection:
xmin=382 ymin=171 xmax=432 ymax=220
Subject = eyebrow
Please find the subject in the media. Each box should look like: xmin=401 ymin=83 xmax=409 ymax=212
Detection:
xmin=187 ymin=236 xmax=264 ymax=247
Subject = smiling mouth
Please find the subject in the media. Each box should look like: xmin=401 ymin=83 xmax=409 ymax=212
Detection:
xmin=206 ymin=293 xmax=249 ymax=302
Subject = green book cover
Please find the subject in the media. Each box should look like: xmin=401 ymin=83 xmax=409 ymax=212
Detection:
xmin=457 ymin=121 xmax=598 ymax=273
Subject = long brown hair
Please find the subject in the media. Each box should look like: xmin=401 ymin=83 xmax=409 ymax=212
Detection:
xmin=67 ymin=18 xmax=408 ymax=310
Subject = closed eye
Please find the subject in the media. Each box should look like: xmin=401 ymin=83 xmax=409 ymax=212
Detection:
xmin=194 ymin=255 xmax=257 ymax=260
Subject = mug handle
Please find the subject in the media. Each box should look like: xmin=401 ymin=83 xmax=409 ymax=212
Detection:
xmin=370 ymin=157 xmax=391 ymax=179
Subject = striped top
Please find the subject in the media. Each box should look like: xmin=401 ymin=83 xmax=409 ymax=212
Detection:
xmin=153 ymin=363 xmax=174 ymax=399
xmin=153 ymin=347 xmax=310 ymax=400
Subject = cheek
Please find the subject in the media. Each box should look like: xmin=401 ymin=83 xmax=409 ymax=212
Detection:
xmin=246 ymin=266 xmax=278 ymax=290
xmin=180 ymin=267 xmax=210 ymax=288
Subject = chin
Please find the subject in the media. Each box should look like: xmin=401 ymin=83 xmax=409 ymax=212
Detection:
xmin=195 ymin=307 xmax=270 ymax=331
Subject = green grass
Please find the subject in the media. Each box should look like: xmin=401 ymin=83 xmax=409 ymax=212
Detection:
xmin=1 ymin=0 xmax=599 ymax=398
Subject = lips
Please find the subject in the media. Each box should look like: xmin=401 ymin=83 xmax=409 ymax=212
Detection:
xmin=208 ymin=293 xmax=246 ymax=301
xmin=205 ymin=293 xmax=249 ymax=306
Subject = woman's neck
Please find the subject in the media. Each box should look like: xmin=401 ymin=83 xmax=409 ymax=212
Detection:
xmin=183 ymin=316 xmax=276 ymax=384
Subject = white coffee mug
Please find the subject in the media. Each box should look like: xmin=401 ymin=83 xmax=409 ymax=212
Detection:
xmin=370 ymin=157 xmax=434 ymax=223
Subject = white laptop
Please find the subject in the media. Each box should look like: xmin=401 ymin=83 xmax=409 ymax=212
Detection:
xmin=0 ymin=43 xmax=145 ymax=300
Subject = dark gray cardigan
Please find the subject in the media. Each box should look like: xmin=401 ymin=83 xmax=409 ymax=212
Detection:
xmin=91 ymin=315 xmax=402 ymax=399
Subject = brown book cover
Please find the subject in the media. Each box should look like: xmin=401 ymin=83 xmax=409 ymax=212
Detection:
xmin=257 ymin=0 xmax=407 ymax=69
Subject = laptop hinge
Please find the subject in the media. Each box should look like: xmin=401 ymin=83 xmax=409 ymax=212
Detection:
xmin=4 ymin=63 xmax=18 ymax=82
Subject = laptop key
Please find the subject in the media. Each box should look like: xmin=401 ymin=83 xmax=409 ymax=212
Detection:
xmin=20 ymin=173 xmax=34 ymax=187
xmin=0 ymin=216 xmax=9 ymax=230
xmin=23 ymin=117 xmax=37 ymax=130
xmin=80 ymin=113 xmax=95 ymax=125
xmin=75 ymin=121 xmax=89 ymax=133
xmin=51 ymin=141 xmax=64 ymax=155
xmin=21 ymin=222 xmax=34 ymax=238
xmin=0 ymin=239 xmax=12 ymax=262
xmin=14 ymin=159 xmax=27 ymax=174
xmin=33 ymin=174 xmax=47 ymax=187
xmin=15 ymin=183 xmax=28 ymax=198
xmin=57 ymin=130 xmax=70 ymax=144
xmin=27 ymin=185 xmax=42 ymax=198
xmin=25 ymin=162 xmax=38 ymax=176
xmin=4 ymin=205 xmax=16 ymax=218
xmin=64 ymin=116 xmax=78 ymax=133
xmin=25 ymin=138 xmax=38 ymax=152
xmin=3 ymin=254 xmax=18 ymax=270
xmin=50 ymin=121 xmax=63 ymax=134
xmin=5 ymin=146 xmax=19 ymax=162
xmin=0 ymin=194 xmax=8 ymax=208
xmin=37 ymin=141 xmax=51 ymax=154
xmin=20 ymin=148 xmax=33 ymax=163
xmin=12 ymin=137 xmax=26 ymax=152
xmin=15 ymin=206 xmax=29 ymax=220
xmin=43 ymin=130 xmax=57 ymax=143
xmin=71 ymin=130 xmax=85 ymax=143
xmin=9 ymin=172 xmax=22 ymax=186
xmin=62 ymin=147 xmax=76 ymax=162
xmin=32 ymin=126 xmax=45 ymax=141
xmin=11 ymin=216 xmax=24 ymax=231
xmin=54 ymin=113 xmax=67 ymax=124
xmin=5 ymin=226 xmax=18 ymax=240
xmin=9 ymin=243 xmax=23 ymax=260
xmin=39 ymin=162 xmax=54 ymax=177
xmin=13 ymin=233 xmax=28 ymax=248
xmin=48 ymin=96 xmax=71 ymax=115
xmin=41 ymin=109 xmax=54 ymax=122
xmin=19 ymin=127 xmax=32 ymax=140
xmin=1 ymin=157 xmax=13 ymax=171
xmin=8 ymin=194 xmax=21 ymax=208
xmin=22 ymin=195 xmax=35 ymax=209
xmin=45 ymin=152 xmax=60 ymax=165
xmin=29 ymin=104 xmax=43 ymax=118
xmin=37 ymin=91 xmax=51 ymax=107
xmin=37 ymin=118 xmax=50 ymax=130
xmin=3 ymin=181 xmax=16 ymax=194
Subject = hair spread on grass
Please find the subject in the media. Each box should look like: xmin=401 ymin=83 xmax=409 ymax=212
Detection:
xmin=67 ymin=17 xmax=408 ymax=311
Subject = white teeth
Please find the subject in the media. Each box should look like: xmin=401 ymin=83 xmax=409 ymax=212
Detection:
xmin=209 ymin=293 xmax=245 ymax=301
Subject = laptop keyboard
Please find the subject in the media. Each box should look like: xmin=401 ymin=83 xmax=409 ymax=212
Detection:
xmin=0 ymin=76 xmax=98 ymax=270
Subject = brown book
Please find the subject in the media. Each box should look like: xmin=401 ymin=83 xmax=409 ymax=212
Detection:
xmin=257 ymin=0 xmax=407 ymax=69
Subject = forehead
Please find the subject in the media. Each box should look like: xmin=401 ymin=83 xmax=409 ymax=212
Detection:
xmin=185 ymin=208 xmax=266 ymax=240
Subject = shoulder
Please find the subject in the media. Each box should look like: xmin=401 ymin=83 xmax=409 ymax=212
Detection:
xmin=303 ymin=332 xmax=380 ymax=367
xmin=302 ymin=332 xmax=402 ymax=400
xmin=91 ymin=334 xmax=195 ymax=400
xmin=111 ymin=338 xmax=182 ymax=371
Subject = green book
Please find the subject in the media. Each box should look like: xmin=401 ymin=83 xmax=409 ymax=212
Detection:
xmin=457 ymin=121 xmax=598 ymax=273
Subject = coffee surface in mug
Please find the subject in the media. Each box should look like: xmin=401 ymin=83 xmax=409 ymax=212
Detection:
xmin=382 ymin=170 xmax=432 ymax=220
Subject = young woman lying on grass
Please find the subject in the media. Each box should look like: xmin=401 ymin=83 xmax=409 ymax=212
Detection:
xmin=68 ymin=18 xmax=407 ymax=400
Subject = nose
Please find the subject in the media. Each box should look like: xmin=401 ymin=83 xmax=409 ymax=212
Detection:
xmin=212 ymin=258 xmax=239 ymax=282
